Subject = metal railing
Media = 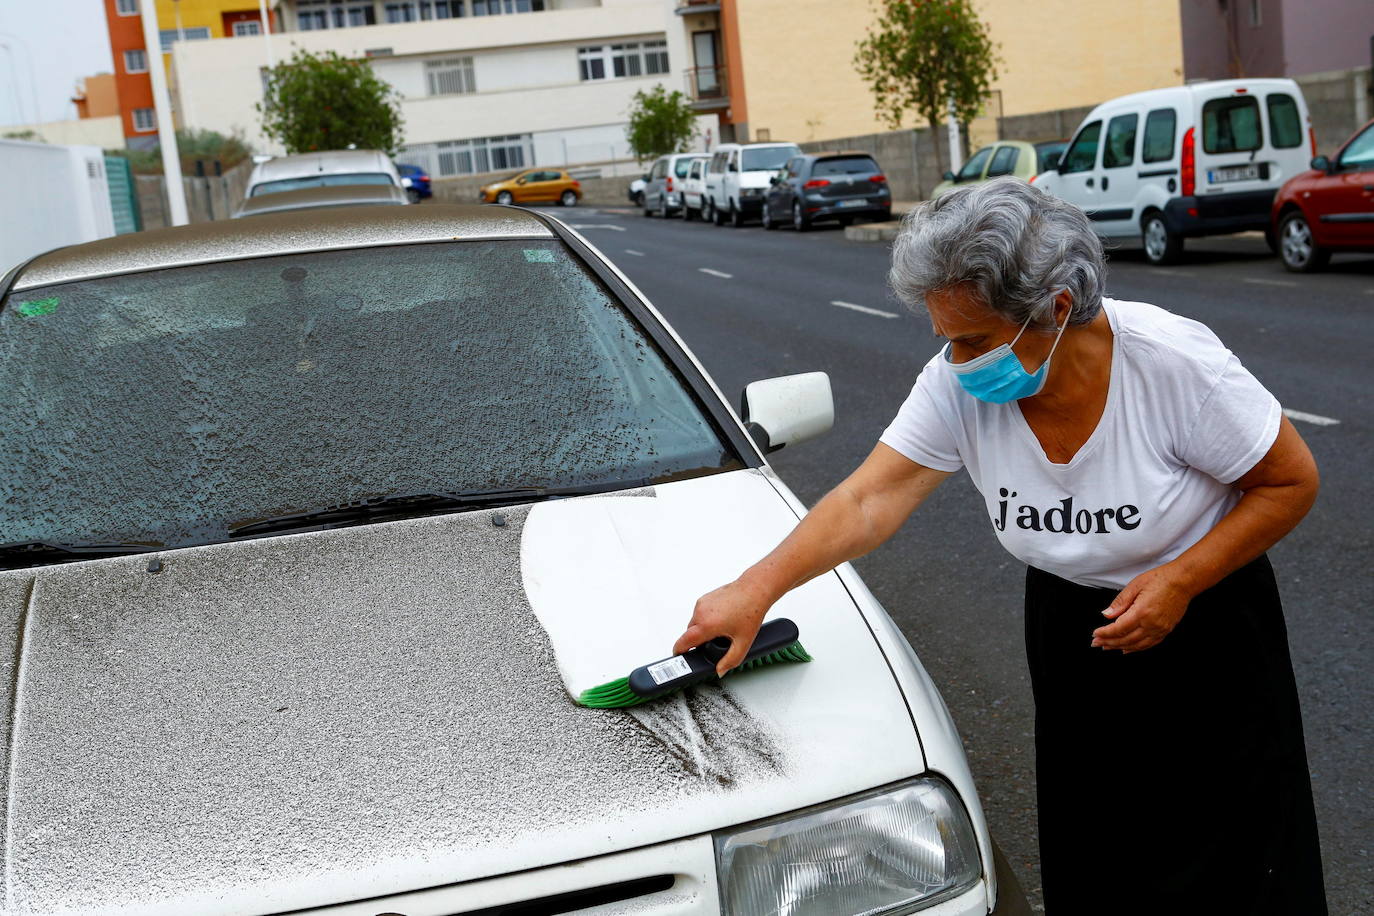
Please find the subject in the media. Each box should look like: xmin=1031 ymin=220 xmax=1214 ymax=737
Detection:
xmin=684 ymin=65 xmax=727 ymax=101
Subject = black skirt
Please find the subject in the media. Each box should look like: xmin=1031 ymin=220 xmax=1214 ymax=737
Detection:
xmin=1025 ymin=555 xmax=1327 ymax=915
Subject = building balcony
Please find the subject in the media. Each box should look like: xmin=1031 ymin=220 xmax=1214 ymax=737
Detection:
xmin=684 ymin=65 xmax=727 ymax=110
xmin=674 ymin=0 xmax=721 ymax=14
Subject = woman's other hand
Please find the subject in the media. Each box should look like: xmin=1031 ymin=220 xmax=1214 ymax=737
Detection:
xmin=673 ymin=578 xmax=775 ymax=676
xmin=1091 ymin=565 xmax=1195 ymax=653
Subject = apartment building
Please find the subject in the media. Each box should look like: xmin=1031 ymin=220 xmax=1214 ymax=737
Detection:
xmin=102 ymin=0 xmax=276 ymax=149
xmin=170 ymin=0 xmax=709 ymax=176
xmin=677 ymin=0 xmax=1186 ymax=146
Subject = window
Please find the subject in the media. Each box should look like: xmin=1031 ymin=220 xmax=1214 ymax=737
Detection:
xmin=1102 ymin=113 xmax=1138 ymax=168
xmin=123 ymin=49 xmax=148 ymax=73
xmin=741 ymin=145 xmax=799 ymax=171
xmin=578 ymin=46 xmax=606 ymax=81
xmin=421 ymin=0 xmax=463 ymax=18
xmin=159 ymin=27 xmax=211 ymax=51
xmin=132 ymin=108 xmax=156 ymax=132
xmin=673 ymin=157 xmax=698 ymax=178
xmin=1337 ymin=123 xmax=1374 ymax=169
xmin=429 ymin=134 xmax=531 ymax=176
xmin=1266 ymin=94 xmax=1302 ymax=149
xmin=1203 ymin=96 xmax=1261 ymax=154
xmin=385 ymin=2 xmax=418 ymax=22
xmin=1061 ymin=121 xmax=1101 ymax=173
xmin=472 ymin=0 xmax=545 ymax=13
xmin=251 ymin=173 xmax=397 ymax=197
xmin=297 ymin=0 xmax=376 ymax=29
xmin=115 ymin=0 xmax=138 ymax=15
xmin=579 ymin=43 xmax=667 ymax=81
xmin=298 ymin=6 xmax=328 ymax=28
xmin=650 ymin=159 xmax=667 ymax=179
xmin=708 ymin=152 xmax=726 ymax=173
xmin=426 ymin=57 xmax=476 ymax=96
xmin=812 ymin=155 xmax=880 ymax=177
xmin=986 ymin=145 xmax=1019 ymax=177
xmin=232 ymin=19 xmax=262 ymax=36
xmin=1141 ymin=108 xmax=1176 ymax=163
xmin=689 ymin=159 xmax=704 ymax=179
xmin=956 ymin=145 xmax=994 ymax=181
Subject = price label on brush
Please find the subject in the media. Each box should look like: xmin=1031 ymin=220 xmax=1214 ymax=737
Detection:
xmin=647 ymin=656 xmax=692 ymax=685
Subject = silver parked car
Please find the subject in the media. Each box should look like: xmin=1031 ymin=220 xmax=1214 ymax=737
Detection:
xmin=233 ymin=183 xmax=409 ymax=218
xmin=244 ymin=149 xmax=403 ymax=199
xmin=642 ymin=152 xmax=708 ymax=218
xmin=0 ymin=206 xmax=1028 ymax=915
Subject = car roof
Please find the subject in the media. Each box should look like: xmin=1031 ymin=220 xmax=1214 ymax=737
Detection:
xmin=10 ymin=204 xmax=554 ymax=292
xmin=249 ymin=150 xmax=393 ymax=184
xmin=806 ymin=150 xmax=878 ymax=159
xmin=234 ymin=184 xmax=410 ymax=218
xmin=1090 ymin=78 xmax=1301 ymax=113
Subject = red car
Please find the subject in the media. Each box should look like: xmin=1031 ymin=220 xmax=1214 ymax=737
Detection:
xmin=1272 ymin=118 xmax=1374 ymax=271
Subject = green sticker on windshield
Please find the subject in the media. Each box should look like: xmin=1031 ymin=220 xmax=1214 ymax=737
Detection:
xmin=15 ymin=297 xmax=58 ymax=317
xmin=523 ymin=249 xmax=555 ymax=263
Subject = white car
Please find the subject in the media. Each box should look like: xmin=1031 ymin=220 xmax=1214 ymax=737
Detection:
xmin=643 ymin=152 xmax=709 ymax=218
xmin=681 ymin=154 xmax=709 ymax=220
xmin=244 ymin=148 xmax=404 ymax=199
xmin=705 ymin=141 xmax=803 ymax=227
xmin=1032 ymin=78 xmax=1314 ymax=264
xmin=0 ymin=204 xmax=1026 ymax=915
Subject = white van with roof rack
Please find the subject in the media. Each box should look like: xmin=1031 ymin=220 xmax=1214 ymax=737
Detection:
xmin=1031 ymin=79 xmax=1314 ymax=264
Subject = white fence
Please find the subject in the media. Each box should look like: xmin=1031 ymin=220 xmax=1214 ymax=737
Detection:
xmin=1 ymin=140 xmax=115 ymax=275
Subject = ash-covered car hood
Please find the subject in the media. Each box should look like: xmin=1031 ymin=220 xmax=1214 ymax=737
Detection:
xmin=0 ymin=469 xmax=923 ymax=915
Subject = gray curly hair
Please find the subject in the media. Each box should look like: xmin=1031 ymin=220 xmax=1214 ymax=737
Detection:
xmin=889 ymin=176 xmax=1107 ymax=327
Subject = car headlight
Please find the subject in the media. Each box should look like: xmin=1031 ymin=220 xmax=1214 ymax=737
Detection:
xmin=741 ymin=188 xmax=762 ymax=198
xmin=714 ymin=778 xmax=981 ymax=915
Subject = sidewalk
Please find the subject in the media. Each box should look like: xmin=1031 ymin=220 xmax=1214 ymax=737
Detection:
xmin=843 ymin=200 xmax=917 ymax=242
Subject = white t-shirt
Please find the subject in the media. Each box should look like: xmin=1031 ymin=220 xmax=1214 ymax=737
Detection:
xmin=879 ymin=298 xmax=1281 ymax=589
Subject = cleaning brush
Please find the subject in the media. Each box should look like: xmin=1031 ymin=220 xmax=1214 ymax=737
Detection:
xmin=576 ymin=617 xmax=812 ymax=708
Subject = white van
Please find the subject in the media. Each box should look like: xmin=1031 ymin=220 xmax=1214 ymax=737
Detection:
xmin=704 ymin=141 xmax=802 ymax=227
xmin=1032 ymin=79 xmax=1314 ymax=264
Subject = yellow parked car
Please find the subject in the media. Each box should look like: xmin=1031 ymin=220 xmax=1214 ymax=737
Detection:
xmin=479 ymin=169 xmax=582 ymax=206
xmin=929 ymin=139 xmax=1067 ymax=198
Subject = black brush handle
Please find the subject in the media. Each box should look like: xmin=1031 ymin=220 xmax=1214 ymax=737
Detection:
xmin=627 ymin=618 xmax=800 ymax=701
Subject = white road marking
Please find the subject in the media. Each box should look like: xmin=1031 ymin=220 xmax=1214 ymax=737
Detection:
xmin=1283 ymin=408 xmax=1340 ymax=427
xmin=1242 ymin=277 xmax=1298 ymax=287
xmin=568 ymin=223 xmax=626 ymax=232
xmin=831 ymin=300 xmax=901 ymax=319
xmin=624 ymin=249 xmax=645 ymax=256
xmin=1148 ymin=268 xmax=1194 ymax=277
xmin=698 ymin=268 xmax=733 ymax=279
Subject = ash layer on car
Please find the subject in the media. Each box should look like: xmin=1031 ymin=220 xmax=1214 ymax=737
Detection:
xmin=3 ymin=504 xmax=786 ymax=911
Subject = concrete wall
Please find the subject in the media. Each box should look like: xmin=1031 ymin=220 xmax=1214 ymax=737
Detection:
xmin=1297 ymin=67 xmax=1374 ymax=155
xmin=731 ymin=0 xmax=1184 ymax=145
xmin=3 ymin=116 xmax=126 ymax=150
xmin=799 ymin=128 xmax=947 ymax=202
xmin=0 ymin=140 xmax=115 ymax=273
xmin=1283 ymin=0 xmax=1373 ymax=76
xmin=430 ymin=169 xmax=635 ymax=207
xmin=171 ymin=0 xmax=686 ymax=154
xmin=134 ymin=158 xmax=253 ymax=229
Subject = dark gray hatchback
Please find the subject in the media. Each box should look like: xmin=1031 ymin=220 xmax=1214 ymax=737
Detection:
xmin=762 ymin=152 xmax=892 ymax=231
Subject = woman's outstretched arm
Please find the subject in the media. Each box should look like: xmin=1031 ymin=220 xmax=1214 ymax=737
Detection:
xmin=673 ymin=443 xmax=953 ymax=673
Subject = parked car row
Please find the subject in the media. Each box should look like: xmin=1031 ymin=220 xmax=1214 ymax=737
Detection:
xmin=637 ymin=143 xmax=893 ymax=232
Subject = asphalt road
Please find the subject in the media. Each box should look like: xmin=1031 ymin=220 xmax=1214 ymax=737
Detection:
xmin=564 ymin=203 xmax=1372 ymax=913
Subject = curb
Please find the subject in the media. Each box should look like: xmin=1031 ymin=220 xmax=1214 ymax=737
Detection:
xmin=845 ymin=221 xmax=902 ymax=242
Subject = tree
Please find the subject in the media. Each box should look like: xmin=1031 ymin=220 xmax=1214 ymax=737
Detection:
xmin=256 ymin=49 xmax=404 ymax=156
xmin=624 ymin=85 xmax=697 ymax=163
xmin=854 ymin=0 xmax=1000 ymax=176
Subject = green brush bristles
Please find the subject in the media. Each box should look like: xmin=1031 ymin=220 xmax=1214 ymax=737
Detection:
xmin=575 ymin=641 xmax=813 ymax=709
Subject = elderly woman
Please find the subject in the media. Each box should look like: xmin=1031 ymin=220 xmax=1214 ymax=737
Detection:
xmin=675 ymin=178 xmax=1327 ymax=913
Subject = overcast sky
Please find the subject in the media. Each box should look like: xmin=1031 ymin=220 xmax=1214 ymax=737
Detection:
xmin=0 ymin=0 xmax=115 ymax=127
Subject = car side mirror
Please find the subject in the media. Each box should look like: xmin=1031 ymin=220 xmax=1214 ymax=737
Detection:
xmin=1310 ymin=155 xmax=1331 ymax=173
xmin=769 ymin=175 xmax=779 ymax=185
xmin=942 ymin=171 xmax=955 ymax=182
xmin=728 ymin=162 xmax=738 ymax=172
xmin=740 ymin=372 xmax=834 ymax=454
xmin=1044 ymin=153 xmax=1062 ymax=170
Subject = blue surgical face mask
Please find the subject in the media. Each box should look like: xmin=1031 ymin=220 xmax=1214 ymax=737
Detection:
xmin=944 ymin=312 xmax=1069 ymax=404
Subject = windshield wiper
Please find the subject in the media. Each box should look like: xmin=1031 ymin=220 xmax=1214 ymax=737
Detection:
xmin=0 ymin=540 xmax=162 ymax=570
xmin=227 ymin=482 xmax=649 ymax=539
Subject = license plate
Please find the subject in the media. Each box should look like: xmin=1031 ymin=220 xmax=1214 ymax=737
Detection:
xmin=1209 ymin=164 xmax=1260 ymax=184
xmin=838 ymin=199 xmax=869 ymax=208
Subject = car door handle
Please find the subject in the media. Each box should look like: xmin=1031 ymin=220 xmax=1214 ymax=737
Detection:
xmin=1102 ymin=176 xmax=1110 ymax=191
xmin=1086 ymin=177 xmax=1094 ymax=188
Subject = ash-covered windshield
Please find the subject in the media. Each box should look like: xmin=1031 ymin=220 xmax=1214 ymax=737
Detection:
xmin=0 ymin=240 xmax=737 ymax=549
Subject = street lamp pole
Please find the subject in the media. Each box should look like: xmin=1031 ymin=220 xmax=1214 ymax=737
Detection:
xmin=139 ymin=0 xmax=189 ymax=225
